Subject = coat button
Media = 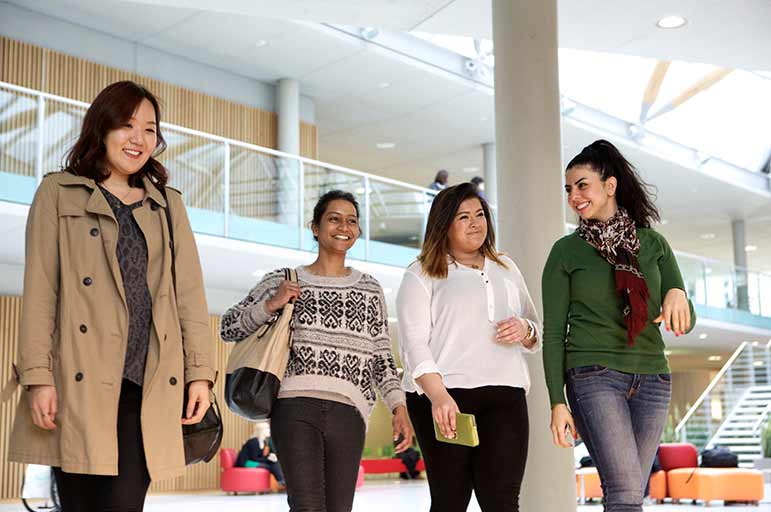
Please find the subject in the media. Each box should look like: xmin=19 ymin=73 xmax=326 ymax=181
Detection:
xmin=79 ymin=324 xmax=87 ymax=333
xmin=90 ymin=228 xmax=99 ymax=237
xmin=75 ymin=372 xmax=83 ymax=382
xmin=83 ymin=277 xmax=93 ymax=286
xmin=151 ymin=203 xmax=159 ymax=211
xmin=169 ymin=377 xmax=177 ymax=386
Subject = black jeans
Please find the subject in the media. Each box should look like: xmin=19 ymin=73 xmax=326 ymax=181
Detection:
xmin=407 ymin=386 xmax=529 ymax=512
xmin=54 ymin=379 xmax=151 ymax=512
xmin=271 ymin=397 xmax=366 ymax=512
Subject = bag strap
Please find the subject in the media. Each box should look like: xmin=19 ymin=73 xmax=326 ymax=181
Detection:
xmin=158 ymin=186 xmax=176 ymax=296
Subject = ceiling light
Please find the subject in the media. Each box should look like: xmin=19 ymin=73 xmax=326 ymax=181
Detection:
xmin=754 ymin=360 xmax=765 ymax=367
xmin=656 ymin=16 xmax=688 ymax=29
xmin=387 ymin=316 xmax=398 ymax=324
xmin=377 ymin=82 xmax=391 ymax=89
xmin=462 ymin=167 xmax=479 ymax=173
xmin=376 ymin=142 xmax=395 ymax=149
xmin=627 ymin=123 xmax=644 ymax=139
xmin=664 ymin=350 xmax=673 ymax=356
xmin=752 ymin=341 xmax=760 ymax=347
xmin=354 ymin=187 xmax=366 ymax=195
xmin=745 ymin=245 xmax=758 ymax=252
xmin=383 ymin=288 xmax=393 ymax=294
xmin=360 ymin=27 xmax=380 ymax=40
xmin=699 ymin=333 xmax=708 ymax=340
xmin=699 ymin=233 xmax=716 ymax=240
xmin=660 ymin=219 xmax=669 ymax=225
xmin=707 ymin=355 xmax=722 ymax=362
xmin=254 ymin=40 xmax=269 ymax=48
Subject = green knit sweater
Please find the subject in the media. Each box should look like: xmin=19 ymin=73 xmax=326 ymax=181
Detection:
xmin=541 ymin=228 xmax=696 ymax=406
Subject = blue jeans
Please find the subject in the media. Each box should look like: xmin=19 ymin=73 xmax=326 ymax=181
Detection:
xmin=567 ymin=366 xmax=671 ymax=512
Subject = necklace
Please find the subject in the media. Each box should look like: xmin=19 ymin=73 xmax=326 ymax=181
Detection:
xmin=450 ymin=253 xmax=484 ymax=270
xmin=103 ymin=182 xmax=134 ymax=202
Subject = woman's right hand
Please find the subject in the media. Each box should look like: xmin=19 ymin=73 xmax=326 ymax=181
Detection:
xmin=550 ymin=403 xmax=578 ymax=448
xmin=431 ymin=392 xmax=460 ymax=440
xmin=265 ymin=279 xmax=301 ymax=314
xmin=28 ymin=385 xmax=57 ymax=430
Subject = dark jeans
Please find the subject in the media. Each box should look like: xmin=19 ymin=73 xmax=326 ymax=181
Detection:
xmin=567 ymin=366 xmax=671 ymax=512
xmin=270 ymin=397 xmax=366 ymax=512
xmin=54 ymin=379 xmax=151 ymax=512
xmin=406 ymin=386 xmax=529 ymax=512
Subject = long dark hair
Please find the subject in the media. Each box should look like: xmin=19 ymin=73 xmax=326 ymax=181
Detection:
xmin=64 ymin=81 xmax=168 ymax=187
xmin=566 ymin=139 xmax=660 ymax=228
xmin=418 ymin=182 xmax=507 ymax=279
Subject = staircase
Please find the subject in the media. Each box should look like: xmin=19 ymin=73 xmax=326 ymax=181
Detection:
xmin=707 ymin=385 xmax=771 ymax=467
xmin=676 ymin=341 xmax=771 ymax=467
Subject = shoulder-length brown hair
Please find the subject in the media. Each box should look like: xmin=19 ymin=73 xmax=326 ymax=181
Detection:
xmin=64 ymin=81 xmax=168 ymax=187
xmin=418 ymin=182 xmax=507 ymax=279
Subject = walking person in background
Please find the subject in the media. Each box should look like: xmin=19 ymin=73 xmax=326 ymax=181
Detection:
xmin=8 ymin=81 xmax=215 ymax=512
xmin=470 ymin=176 xmax=486 ymax=201
xmin=221 ymin=190 xmax=412 ymax=512
xmin=542 ymin=139 xmax=695 ymax=512
xmin=397 ymin=182 xmax=541 ymax=512
xmin=429 ymin=169 xmax=449 ymax=191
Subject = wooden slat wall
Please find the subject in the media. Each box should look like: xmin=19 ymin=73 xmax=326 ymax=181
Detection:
xmin=0 ymin=297 xmax=256 ymax=498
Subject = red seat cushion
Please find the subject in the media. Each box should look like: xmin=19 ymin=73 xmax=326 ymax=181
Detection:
xmin=658 ymin=443 xmax=698 ymax=470
xmin=220 ymin=448 xmax=237 ymax=469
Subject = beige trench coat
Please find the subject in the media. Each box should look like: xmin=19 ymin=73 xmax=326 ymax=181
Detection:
xmin=7 ymin=171 xmax=215 ymax=481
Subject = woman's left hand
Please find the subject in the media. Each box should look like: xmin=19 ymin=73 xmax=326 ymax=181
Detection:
xmin=496 ymin=316 xmax=530 ymax=345
xmin=392 ymin=405 xmax=413 ymax=453
xmin=654 ymin=288 xmax=691 ymax=336
xmin=181 ymin=380 xmax=211 ymax=425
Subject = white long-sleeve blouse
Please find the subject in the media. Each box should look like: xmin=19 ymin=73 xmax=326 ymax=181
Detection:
xmin=396 ymin=255 xmax=542 ymax=394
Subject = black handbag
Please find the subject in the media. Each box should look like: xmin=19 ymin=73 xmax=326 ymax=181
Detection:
xmin=160 ymin=185 xmax=223 ymax=465
xmin=700 ymin=446 xmax=739 ymax=468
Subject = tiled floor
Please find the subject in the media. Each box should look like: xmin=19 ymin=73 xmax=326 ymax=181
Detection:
xmin=5 ymin=480 xmax=770 ymax=511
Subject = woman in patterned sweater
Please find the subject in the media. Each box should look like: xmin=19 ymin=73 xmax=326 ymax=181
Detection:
xmin=221 ymin=190 xmax=412 ymax=512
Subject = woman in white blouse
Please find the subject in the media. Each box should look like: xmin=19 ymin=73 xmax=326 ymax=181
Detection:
xmin=396 ymin=182 xmax=541 ymax=512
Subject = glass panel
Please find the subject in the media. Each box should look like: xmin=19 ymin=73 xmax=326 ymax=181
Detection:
xmin=302 ymin=163 xmax=365 ymax=260
xmin=0 ymin=88 xmax=39 ymax=202
xmin=676 ymin=254 xmax=707 ymax=307
xmin=703 ymin=261 xmax=736 ymax=310
xmin=368 ymin=179 xmax=424 ymax=266
xmin=760 ymin=273 xmax=771 ymax=318
xmin=159 ymin=128 xmax=225 ymax=236
xmin=43 ymin=99 xmax=86 ymax=175
xmin=228 ymin=146 xmax=300 ymax=249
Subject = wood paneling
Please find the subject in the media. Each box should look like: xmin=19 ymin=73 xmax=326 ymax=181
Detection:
xmin=0 ymin=297 xmax=256 ymax=497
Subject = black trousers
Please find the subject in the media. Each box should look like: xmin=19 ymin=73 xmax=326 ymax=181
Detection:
xmin=407 ymin=386 xmax=529 ymax=512
xmin=54 ymin=380 xmax=151 ymax=512
xmin=270 ymin=397 xmax=366 ymax=512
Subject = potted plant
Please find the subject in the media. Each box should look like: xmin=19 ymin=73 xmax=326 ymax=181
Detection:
xmin=754 ymin=421 xmax=771 ymax=482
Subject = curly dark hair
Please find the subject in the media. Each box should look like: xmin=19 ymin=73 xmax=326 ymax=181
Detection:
xmin=64 ymin=81 xmax=168 ymax=187
xmin=566 ymin=139 xmax=660 ymax=228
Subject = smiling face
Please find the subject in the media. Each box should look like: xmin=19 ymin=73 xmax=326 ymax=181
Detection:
xmin=103 ymin=98 xmax=157 ymax=179
xmin=312 ymin=199 xmax=360 ymax=255
xmin=447 ymin=197 xmax=488 ymax=255
xmin=565 ymin=164 xmax=618 ymax=222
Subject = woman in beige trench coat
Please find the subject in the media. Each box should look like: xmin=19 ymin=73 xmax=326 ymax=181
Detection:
xmin=7 ymin=81 xmax=215 ymax=511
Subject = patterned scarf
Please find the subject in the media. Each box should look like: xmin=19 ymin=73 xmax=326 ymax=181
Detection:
xmin=576 ymin=208 xmax=649 ymax=346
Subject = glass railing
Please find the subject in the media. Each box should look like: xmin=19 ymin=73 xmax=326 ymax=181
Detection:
xmin=678 ymin=251 xmax=771 ymax=319
xmin=0 ymin=81 xmax=435 ymax=267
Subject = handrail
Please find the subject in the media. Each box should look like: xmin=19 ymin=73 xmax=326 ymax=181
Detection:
xmin=752 ymin=402 xmax=771 ymax=434
xmin=0 ymin=80 xmax=438 ymax=195
xmin=675 ymin=341 xmax=749 ymax=434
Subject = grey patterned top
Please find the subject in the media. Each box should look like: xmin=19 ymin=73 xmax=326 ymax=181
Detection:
xmin=99 ymin=186 xmax=152 ymax=386
xmin=220 ymin=266 xmax=405 ymax=422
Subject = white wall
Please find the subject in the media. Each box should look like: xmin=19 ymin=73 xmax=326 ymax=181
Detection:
xmin=0 ymin=1 xmax=315 ymax=123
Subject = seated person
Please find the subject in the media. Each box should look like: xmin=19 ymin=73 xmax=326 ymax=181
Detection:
xmin=236 ymin=423 xmax=285 ymax=486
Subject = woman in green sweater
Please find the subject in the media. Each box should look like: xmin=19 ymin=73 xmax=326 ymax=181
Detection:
xmin=542 ymin=139 xmax=695 ymax=512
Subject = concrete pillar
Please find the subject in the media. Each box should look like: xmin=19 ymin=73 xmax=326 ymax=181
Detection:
xmin=483 ymin=142 xmax=498 ymax=213
xmin=492 ymin=1 xmax=575 ymax=511
xmin=732 ymin=219 xmax=749 ymax=311
xmin=276 ymin=78 xmax=301 ymax=236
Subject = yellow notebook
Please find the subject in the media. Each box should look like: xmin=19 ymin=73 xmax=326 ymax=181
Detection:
xmin=433 ymin=412 xmax=480 ymax=447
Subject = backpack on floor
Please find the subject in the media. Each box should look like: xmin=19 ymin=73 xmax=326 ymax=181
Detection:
xmin=700 ymin=446 xmax=739 ymax=468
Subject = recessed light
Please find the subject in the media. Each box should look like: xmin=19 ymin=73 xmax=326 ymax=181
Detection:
xmin=462 ymin=167 xmax=479 ymax=173
xmin=627 ymin=123 xmax=644 ymax=139
xmin=354 ymin=187 xmax=366 ymax=195
xmin=660 ymin=219 xmax=669 ymax=225
xmin=708 ymin=355 xmax=722 ymax=362
xmin=254 ymin=40 xmax=269 ymax=48
xmin=656 ymin=16 xmax=688 ymax=29
xmin=383 ymin=288 xmax=393 ymax=294
xmin=377 ymin=82 xmax=391 ymax=89
xmin=754 ymin=360 xmax=765 ymax=367
xmin=745 ymin=245 xmax=758 ymax=252
xmin=664 ymin=350 xmax=673 ymax=356
xmin=699 ymin=233 xmax=716 ymax=240
xmin=376 ymin=142 xmax=395 ymax=149
xmin=752 ymin=341 xmax=760 ymax=347
xmin=699 ymin=333 xmax=708 ymax=340
xmin=387 ymin=316 xmax=398 ymax=323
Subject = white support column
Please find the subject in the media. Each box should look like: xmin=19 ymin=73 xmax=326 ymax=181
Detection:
xmin=492 ymin=0 xmax=576 ymax=510
xmin=732 ymin=218 xmax=749 ymax=311
xmin=276 ymin=78 xmax=302 ymax=241
xmin=483 ymin=142 xmax=497 ymax=210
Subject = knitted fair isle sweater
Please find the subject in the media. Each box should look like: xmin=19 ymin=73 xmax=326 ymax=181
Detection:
xmin=220 ymin=266 xmax=405 ymax=422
